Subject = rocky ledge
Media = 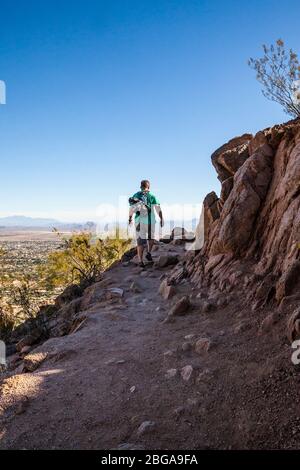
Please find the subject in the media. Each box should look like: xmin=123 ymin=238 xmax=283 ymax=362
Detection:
xmin=169 ymin=118 xmax=300 ymax=343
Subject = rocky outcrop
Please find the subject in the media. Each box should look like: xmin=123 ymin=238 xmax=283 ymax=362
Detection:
xmin=182 ymin=119 xmax=300 ymax=328
xmin=211 ymin=133 xmax=253 ymax=183
xmin=203 ymin=192 xmax=220 ymax=241
xmin=210 ymin=143 xmax=274 ymax=256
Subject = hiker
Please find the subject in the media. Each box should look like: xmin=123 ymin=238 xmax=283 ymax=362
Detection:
xmin=128 ymin=180 xmax=164 ymax=267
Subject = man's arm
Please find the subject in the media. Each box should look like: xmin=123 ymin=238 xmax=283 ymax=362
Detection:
xmin=128 ymin=205 xmax=135 ymax=225
xmin=155 ymin=204 xmax=164 ymax=227
xmin=128 ymin=194 xmax=140 ymax=224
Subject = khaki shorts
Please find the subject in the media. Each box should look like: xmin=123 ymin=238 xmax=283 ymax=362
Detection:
xmin=135 ymin=222 xmax=155 ymax=246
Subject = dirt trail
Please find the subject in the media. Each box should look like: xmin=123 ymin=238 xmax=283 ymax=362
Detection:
xmin=1 ymin=242 xmax=300 ymax=450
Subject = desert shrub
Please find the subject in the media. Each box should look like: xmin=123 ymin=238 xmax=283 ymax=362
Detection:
xmin=40 ymin=230 xmax=131 ymax=289
xmin=0 ymin=275 xmax=39 ymax=338
xmin=0 ymin=247 xmax=15 ymax=339
xmin=0 ymin=231 xmax=131 ymax=339
xmin=0 ymin=304 xmax=16 ymax=341
xmin=0 ymin=246 xmax=46 ymax=339
xmin=10 ymin=276 xmax=39 ymax=319
xmin=249 ymin=39 xmax=300 ymax=117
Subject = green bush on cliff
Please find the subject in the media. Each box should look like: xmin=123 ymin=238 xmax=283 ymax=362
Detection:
xmin=0 ymin=272 xmax=39 ymax=339
xmin=0 ymin=304 xmax=16 ymax=341
xmin=40 ymin=230 xmax=131 ymax=289
xmin=0 ymin=231 xmax=131 ymax=339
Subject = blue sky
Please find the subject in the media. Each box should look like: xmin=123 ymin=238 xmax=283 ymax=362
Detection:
xmin=0 ymin=0 xmax=299 ymax=221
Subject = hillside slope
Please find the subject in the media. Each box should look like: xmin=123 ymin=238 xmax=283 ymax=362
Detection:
xmin=1 ymin=120 xmax=300 ymax=449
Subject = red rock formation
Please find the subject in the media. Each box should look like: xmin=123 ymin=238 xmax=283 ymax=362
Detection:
xmin=185 ymin=119 xmax=300 ymax=328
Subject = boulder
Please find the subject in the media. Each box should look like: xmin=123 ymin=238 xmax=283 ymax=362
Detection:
xmin=171 ymin=227 xmax=188 ymax=240
xmin=180 ymin=365 xmax=194 ymax=382
xmin=81 ymin=285 xmax=123 ymax=309
xmin=121 ymin=247 xmax=137 ymax=262
xmin=184 ymin=333 xmax=196 ymax=340
xmin=106 ymin=287 xmax=124 ymax=299
xmin=276 ymin=261 xmax=300 ymax=303
xmin=195 ymin=338 xmax=211 ymax=354
xmin=203 ymin=191 xmax=220 ymax=240
xmin=159 ymin=279 xmax=176 ymax=300
xmin=130 ymin=281 xmax=143 ymax=294
xmin=55 ymin=284 xmax=83 ymax=309
xmin=171 ymin=238 xmax=185 ymax=246
xmin=136 ymin=421 xmax=156 ymax=436
xmin=159 ymin=235 xmax=172 ymax=244
xmin=165 ymin=368 xmax=177 ymax=379
xmin=156 ymin=254 xmax=179 ymax=268
xmin=81 ymin=284 xmax=105 ymax=309
xmin=20 ymin=345 xmax=32 ymax=355
xmin=181 ymin=341 xmax=193 ymax=352
xmin=220 ymin=177 xmax=234 ymax=204
xmin=287 ymin=307 xmax=300 ymax=343
xmin=248 ymin=130 xmax=269 ymax=155
xmin=169 ymin=296 xmax=191 ymax=317
xmin=16 ymin=329 xmax=42 ymax=352
xmin=211 ymin=133 xmax=253 ymax=182
xmin=210 ymin=144 xmax=274 ymax=256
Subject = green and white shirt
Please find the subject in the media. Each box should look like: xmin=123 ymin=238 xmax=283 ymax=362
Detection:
xmin=129 ymin=191 xmax=160 ymax=225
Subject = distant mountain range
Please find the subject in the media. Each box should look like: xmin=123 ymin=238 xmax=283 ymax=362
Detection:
xmin=0 ymin=215 xmax=199 ymax=232
xmin=0 ymin=216 xmax=60 ymax=227
xmin=0 ymin=215 xmax=97 ymax=231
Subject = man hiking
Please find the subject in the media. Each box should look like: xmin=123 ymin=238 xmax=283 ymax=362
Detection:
xmin=129 ymin=180 xmax=164 ymax=267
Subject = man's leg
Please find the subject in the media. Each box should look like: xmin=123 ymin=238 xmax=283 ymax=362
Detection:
xmin=137 ymin=244 xmax=144 ymax=263
xmin=147 ymin=239 xmax=154 ymax=253
xmin=136 ymin=223 xmax=146 ymax=266
xmin=145 ymin=223 xmax=156 ymax=261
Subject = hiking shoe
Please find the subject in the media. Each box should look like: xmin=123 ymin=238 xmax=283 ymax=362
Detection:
xmin=139 ymin=261 xmax=145 ymax=268
xmin=145 ymin=252 xmax=153 ymax=262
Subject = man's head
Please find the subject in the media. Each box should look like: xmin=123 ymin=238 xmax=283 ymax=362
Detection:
xmin=140 ymin=180 xmax=150 ymax=192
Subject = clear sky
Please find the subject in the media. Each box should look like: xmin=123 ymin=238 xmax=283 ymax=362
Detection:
xmin=0 ymin=0 xmax=299 ymax=221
